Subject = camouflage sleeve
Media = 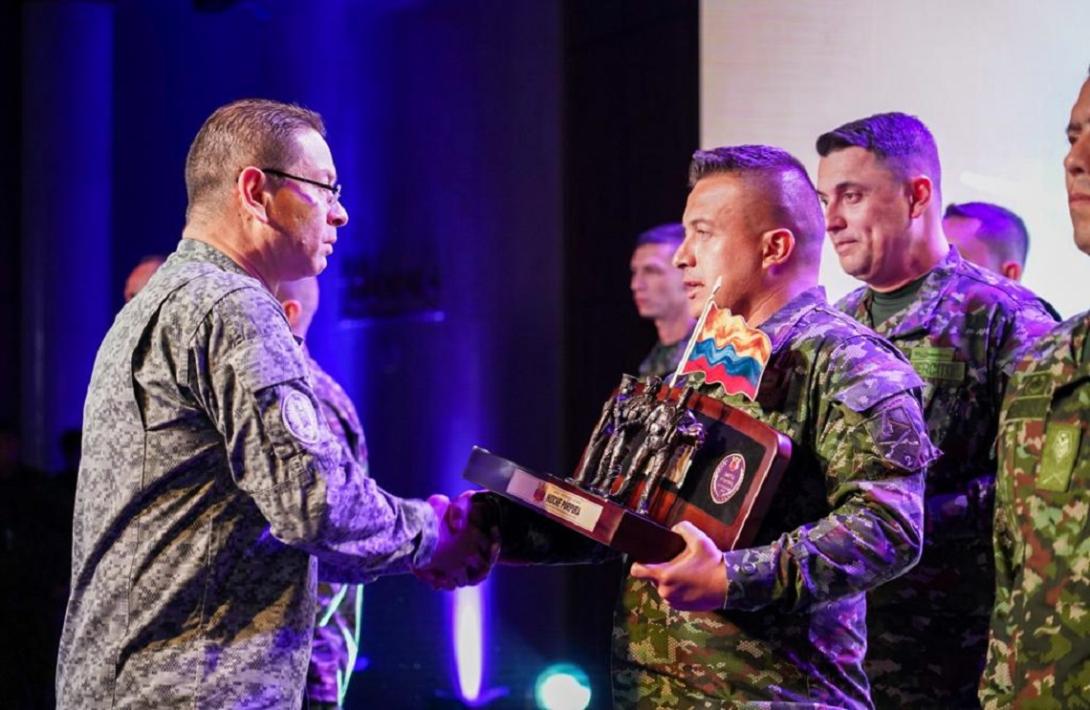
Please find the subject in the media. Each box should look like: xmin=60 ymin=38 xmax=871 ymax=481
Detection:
xmin=992 ymin=297 xmax=1059 ymax=381
xmin=195 ymin=289 xmax=438 ymax=583
xmin=721 ymin=339 xmax=933 ymax=612
xmin=980 ymin=470 xmax=1016 ymax=707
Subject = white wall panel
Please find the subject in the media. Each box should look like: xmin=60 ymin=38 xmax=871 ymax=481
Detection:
xmin=701 ymin=0 xmax=1090 ymax=316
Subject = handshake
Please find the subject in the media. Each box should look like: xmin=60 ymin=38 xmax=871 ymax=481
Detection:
xmin=413 ymin=491 xmax=501 ymax=590
xmin=409 ymin=488 xmax=729 ymax=612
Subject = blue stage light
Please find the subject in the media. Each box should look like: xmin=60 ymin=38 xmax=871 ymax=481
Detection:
xmin=533 ymin=663 xmax=591 ymax=710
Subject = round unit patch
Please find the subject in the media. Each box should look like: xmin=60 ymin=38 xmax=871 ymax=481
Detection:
xmin=710 ymin=452 xmax=746 ymax=505
xmin=282 ymin=390 xmax=322 ymax=445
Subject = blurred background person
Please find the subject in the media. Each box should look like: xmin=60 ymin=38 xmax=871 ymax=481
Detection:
xmin=943 ymin=201 xmax=1029 ymax=281
xmin=629 ymin=223 xmax=695 ymax=378
xmin=122 ymin=254 xmax=165 ymax=303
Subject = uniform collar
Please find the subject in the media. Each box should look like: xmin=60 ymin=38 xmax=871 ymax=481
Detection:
xmin=176 ymin=238 xmax=259 ymax=282
xmin=758 ymin=286 xmax=828 ymax=355
xmin=847 ymin=245 xmax=960 ymax=336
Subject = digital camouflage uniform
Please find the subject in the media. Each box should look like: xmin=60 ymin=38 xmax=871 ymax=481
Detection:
xmin=981 ymin=310 xmax=1090 ymax=708
xmin=614 ymin=287 xmax=936 ymax=709
xmin=56 ymin=240 xmax=438 ymax=709
xmin=304 ymin=348 xmax=368 ymax=709
xmin=837 ymin=247 xmax=1057 ymax=707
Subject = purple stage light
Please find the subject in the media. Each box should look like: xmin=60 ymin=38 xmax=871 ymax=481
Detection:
xmin=453 ymin=585 xmax=483 ymax=702
xmin=451 ymin=583 xmax=507 ymax=706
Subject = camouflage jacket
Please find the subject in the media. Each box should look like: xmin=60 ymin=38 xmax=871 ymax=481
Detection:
xmin=56 ymin=239 xmax=438 ymax=709
xmin=981 ymin=310 xmax=1090 ymax=708
xmin=304 ymin=349 xmax=367 ymax=707
xmin=614 ymin=287 xmax=935 ymax=709
xmin=638 ymin=331 xmax=692 ymax=380
xmin=837 ymin=247 xmax=1056 ymax=705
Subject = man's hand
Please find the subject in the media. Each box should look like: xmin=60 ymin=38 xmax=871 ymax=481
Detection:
xmin=414 ymin=491 xmax=500 ymax=590
xmin=628 ymin=521 xmax=727 ymax=611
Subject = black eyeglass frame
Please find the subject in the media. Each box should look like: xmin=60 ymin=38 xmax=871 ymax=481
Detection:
xmin=261 ymin=168 xmax=343 ymax=203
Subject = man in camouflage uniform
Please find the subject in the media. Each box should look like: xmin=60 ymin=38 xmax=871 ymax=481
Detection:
xmin=980 ymin=68 xmax=1090 ymax=708
xmin=617 ymin=145 xmax=934 ymax=709
xmin=630 ymin=223 xmax=696 ymax=379
xmin=277 ymin=277 xmax=366 ymax=710
xmin=814 ymin=112 xmax=1058 ymax=708
xmin=457 ymin=146 xmax=934 ymax=708
xmin=819 ymin=112 xmax=1055 ymax=706
xmin=56 ymin=99 xmax=490 ymax=708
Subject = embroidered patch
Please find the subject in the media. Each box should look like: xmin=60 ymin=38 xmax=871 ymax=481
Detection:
xmin=1039 ymin=423 xmax=1082 ymax=492
xmin=1004 ymin=372 xmax=1056 ymax=421
xmin=282 ymin=390 xmax=321 ymax=445
xmin=909 ymin=346 xmax=965 ymax=382
xmin=710 ymin=453 xmax=746 ymax=505
xmin=866 ymin=404 xmax=930 ymax=470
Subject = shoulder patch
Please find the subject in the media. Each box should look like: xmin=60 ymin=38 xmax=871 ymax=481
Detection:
xmin=865 ymin=401 xmax=939 ymax=471
xmin=282 ymin=390 xmax=322 ymax=445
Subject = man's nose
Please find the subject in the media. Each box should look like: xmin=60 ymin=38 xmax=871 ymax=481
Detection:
xmin=673 ymin=240 xmax=693 ymax=268
xmin=329 ymin=200 xmax=349 ymax=227
xmin=1067 ymin=133 xmax=1090 ymax=178
xmin=823 ymin=204 xmax=846 ymax=233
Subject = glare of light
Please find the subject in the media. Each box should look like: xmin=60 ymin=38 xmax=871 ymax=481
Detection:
xmin=533 ymin=663 xmax=591 ymax=710
xmin=453 ymin=585 xmax=484 ymax=703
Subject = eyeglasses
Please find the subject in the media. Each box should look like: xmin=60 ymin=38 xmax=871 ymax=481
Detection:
xmin=261 ymin=168 xmax=343 ymax=205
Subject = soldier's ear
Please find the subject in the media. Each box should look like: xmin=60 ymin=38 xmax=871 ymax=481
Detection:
xmin=281 ymin=298 xmax=302 ymax=331
xmin=237 ymin=166 xmax=272 ymax=224
xmin=1001 ymin=261 xmax=1023 ymax=281
xmin=761 ymin=228 xmax=795 ymax=269
xmin=907 ymin=175 xmax=934 ymax=219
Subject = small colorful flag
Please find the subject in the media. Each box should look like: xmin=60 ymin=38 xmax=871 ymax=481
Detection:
xmin=679 ymin=305 xmax=771 ymax=401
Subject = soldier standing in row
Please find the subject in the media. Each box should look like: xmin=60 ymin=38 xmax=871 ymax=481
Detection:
xmin=815 ymin=112 xmax=1057 ymax=707
xmin=981 ymin=66 xmax=1090 ymax=709
xmin=629 ymin=224 xmax=695 ymax=379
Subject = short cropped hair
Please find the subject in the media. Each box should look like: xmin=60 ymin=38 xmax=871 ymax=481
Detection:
xmin=635 ymin=223 xmax=685 ymax=249
xmin=815 ymin=112 xmax=942 ymax=193
xmin=688 ymin=145 xmax=825 ymax=249
xmin=944 ymin=201 xmax=1029 ymax=266
xmin=185 ymin=98 xmax=325 ymax=218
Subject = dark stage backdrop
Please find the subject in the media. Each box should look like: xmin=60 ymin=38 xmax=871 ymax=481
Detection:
xmin=11 ymin=1 xmax=697 ymax=707
xmin=1 ymin=1 xmax=20 ymax=434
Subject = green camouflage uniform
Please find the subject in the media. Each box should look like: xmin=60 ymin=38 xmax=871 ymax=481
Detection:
xmin=837 ymin=247 xmax=1057 ymax=707
xmin=613 ymin=287 xmax=936 ymax=709
xmin=981 ymin=311 xmax=1090 ymax=708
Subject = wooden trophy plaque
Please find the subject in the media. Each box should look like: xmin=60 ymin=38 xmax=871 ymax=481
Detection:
xmin=463 ymin=376 xmax=791 ymax=563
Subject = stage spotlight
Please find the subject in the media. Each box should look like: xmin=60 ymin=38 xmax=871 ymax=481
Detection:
xmin=533 ymin=663 xmax=591 ymax=710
